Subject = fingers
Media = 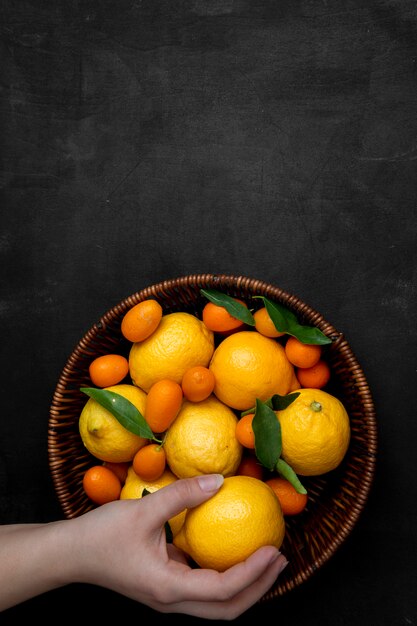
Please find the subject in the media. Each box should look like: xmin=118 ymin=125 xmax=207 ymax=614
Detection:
xmin=167 ymin=545 xmax=286 ymax=603
xmin=141 ymin=474 xmax=224 ymax=528
xmin=160 ymin=547 xmax=288 ymax=619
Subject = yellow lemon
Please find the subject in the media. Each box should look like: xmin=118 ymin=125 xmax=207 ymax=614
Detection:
xmin=120 ymin=466 xmax=186 ymax=536
xmin=164 ymin=395 xmax=242 ymax=479
xmin=129 ymin=312 xmax=214 ymax=392
xmin=174 ymin=476 xmax=285 ymax=571
xmin=209 ymin=330 xmax=295 ymax=411
xmin=79 ymin=384 xmax=148 ymax=463
xmin=278 ymin=388 xmax=351 ymax=476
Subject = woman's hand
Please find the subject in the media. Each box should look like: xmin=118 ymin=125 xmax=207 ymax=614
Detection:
xmin=0 ymin=474 xmax=288 ymax=619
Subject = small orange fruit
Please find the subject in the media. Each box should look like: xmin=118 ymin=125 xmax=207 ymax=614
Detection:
xmin=83 ymin=465 xmax=122 ymax=505
xmin=102 ymin=461 xmax=129 ymax=484
xmin=145 ymin=378 xmax=183 ymax=433
xmin=132 ymin=443 xmax=166 ymax=481
xmin=181 ymin=366 xmax=215 ymax=402
xmin=121 ymin=299 xmax=163 ymax=343
xmin=235 ymin=413 xmax=255 ymax=449
xmin=297 ymin=359 xmax=331 ymax=389
xmin=265 ymin=477 xmax=308 ymax=515
xmin=89 ymin=354 xmax=129 ymax=388
xmin=253 ymin=307 xmax=285 ymax=338
xmin=236 ymin=455 xmax=263 ymax=479
xmin=202 ymin=299 xmax=247 ymax=334
xmin=284 ymin=336 xmax=322 ymax=369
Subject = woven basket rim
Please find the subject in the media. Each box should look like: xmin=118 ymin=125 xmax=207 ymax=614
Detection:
xmin=48 ymin=273 xmax=377 ymax=600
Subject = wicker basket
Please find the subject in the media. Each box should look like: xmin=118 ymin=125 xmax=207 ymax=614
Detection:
xmin=48 ymin=273 xmax=377 ymax=599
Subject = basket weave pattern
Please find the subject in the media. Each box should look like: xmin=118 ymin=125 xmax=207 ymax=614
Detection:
xmin=48 ymin=274 xmax=377 ymax=599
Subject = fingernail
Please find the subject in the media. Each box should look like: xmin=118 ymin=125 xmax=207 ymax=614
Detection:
xmin=268 ymin=550 xmax=281 ymax=563
xmin=277 ymin=558 xmax=289 ymax=574
xmin=197 ymin=474 xmax=224 ymax=492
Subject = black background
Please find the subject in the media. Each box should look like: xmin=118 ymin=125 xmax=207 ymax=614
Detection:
xmin=1 ymin=1 xmax=416 ymax=624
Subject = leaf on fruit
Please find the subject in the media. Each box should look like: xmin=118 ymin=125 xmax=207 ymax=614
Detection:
xmin=80 ymin=387 xmax=154 ymax=439
xmin=241 ymin=391 xmax=299 ymax=417
xmin=276 ymin=458 xmax=307 ymax=495
xmin=252 ymin=398 xmax=307 ymax=495
xmin=252 ymin=399 xmax=282 ymax=471
xmin=200 ymin=289 xmax=255 ymax=326
xmin=254 ymin=296 xmax=332 ymax=345
xmin=269 ymin=392 xmax=300 ymax=410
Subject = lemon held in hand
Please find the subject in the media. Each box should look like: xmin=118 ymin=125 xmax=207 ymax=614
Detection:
xmin=278 ymin=388 xmax=351 ymax=476
xmin=129 ymin=312 xmax=214 ymax=392
xmin=164 ymin=395 xmax=242 ymax=479
xmin=79 ymin=384 xmax=148 ymax=463
xmin=174 ymin=476 xmax=285 ymax=571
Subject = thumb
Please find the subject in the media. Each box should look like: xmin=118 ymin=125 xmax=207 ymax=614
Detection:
xmin=143 ymin=474 xmax=224 ymax=528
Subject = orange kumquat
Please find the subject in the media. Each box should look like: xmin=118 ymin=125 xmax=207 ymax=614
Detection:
xmin=181 ymin=366 xmax=216 ymax=402
xmin=83 ymin=465 xmax=122 ymax=505
xmin=132 ymin=444 xmax=167 ymax=481
xmin=265 ymin=477 xmax=308 ymax=516
xmin=202 ymin=299 xmax=247 ymax=334
xmin=145 ymin=378 xmax=183 ymax=433
xmin=285 ymin=336 xmax=322 ymax=369
xmin=235 ymin=413 xmax=256 ymax=449
xmin=89 ymin=354 xmax=129 ymax=388
xmin=297 ymin=359 xmax=331 ymax=389
xmin=121 ymin=299 xmax=163 ymax=343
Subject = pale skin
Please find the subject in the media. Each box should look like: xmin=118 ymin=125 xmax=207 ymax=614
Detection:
xmin=0 ymin=474 xmax=288 ymax=619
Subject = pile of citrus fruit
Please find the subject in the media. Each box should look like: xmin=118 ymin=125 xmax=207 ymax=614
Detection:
xmin=78 ymin=290 xmax=351 ymax=571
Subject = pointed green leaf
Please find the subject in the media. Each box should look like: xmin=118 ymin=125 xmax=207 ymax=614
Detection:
xmin=241 ymin=392 xmax=298 ymax=417
xmin=259 ymin=296 xmax=297 ymax=332
xmin=286 ymin=323 xmax=332 ymax=345
xmin=275 ymin=458 xmax=307 ymax=494
xmin=255 ymin=296 xmax=332 ymax=345
xmin=252 ymin=399 xmax=282 ymax=471
xmin=81 ymin=387 xmax=154 ymax=439
xmin=270 ymin=392 xmax=300 ymax=410
xmin=200 ymin=288 xmax=255 ymax=326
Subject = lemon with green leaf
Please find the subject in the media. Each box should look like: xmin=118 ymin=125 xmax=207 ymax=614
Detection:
xmin=79 ymin=384 xmax=148 ymax=463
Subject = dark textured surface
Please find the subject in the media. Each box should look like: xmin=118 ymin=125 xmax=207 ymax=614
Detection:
xmin=1 ymin=1 xmax=416 ymax=623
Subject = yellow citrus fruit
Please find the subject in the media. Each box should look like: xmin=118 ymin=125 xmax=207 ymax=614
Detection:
xmin=209 ymin=330 xmax=295 ymax=411
xmin=164 ymin=395 xmax=243 ymax=479
xmin=120 ymin=466 xmax=186 ymax=536
xmin=174 ymin=476 xmax=285 ymax=571
xmin=278 ymin=388 xmax=351 ymax=476
xmin=129 ymin=312 xmax=215 ymax=393
xmin=79 ymin=384 xmax=148 ymax=463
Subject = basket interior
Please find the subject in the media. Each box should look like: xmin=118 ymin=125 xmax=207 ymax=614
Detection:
xmin=48 ymin=273 xmax=377 ymax=598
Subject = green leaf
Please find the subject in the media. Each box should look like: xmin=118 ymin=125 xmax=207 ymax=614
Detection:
xmin=252 ymin=399 xmax=282 ymax=471
xmin=270 ymin=392 xmax=300 ymax=411
xmin=275 ymin=458 xmax=307 ymax=495
xmin=286 ymin=323 xmax=332 ymax=345
xmin=200 ymin=288 xmax=255 ymax=326
xmin=241 ymin=392 xmax=299 ymax=417
xmin=142 ymin=488 xmax=173 ymax=543
xmin=81 ymin=387 xmax=154 ymax=439
xmin=255 ymin=296 xmax=332 ymax=345
xmin=260 ymin=296 xmax=297 ymax=332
